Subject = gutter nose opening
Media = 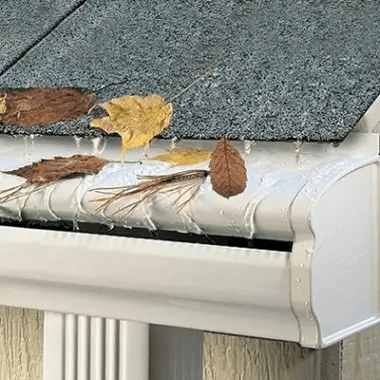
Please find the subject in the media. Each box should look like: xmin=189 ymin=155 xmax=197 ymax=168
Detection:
xmin=0 ymin=217 xmax=293 ymax=252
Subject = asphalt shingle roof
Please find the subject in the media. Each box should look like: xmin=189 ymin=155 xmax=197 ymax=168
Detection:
xmin=1 ymin=0 xmax=380 ymax=142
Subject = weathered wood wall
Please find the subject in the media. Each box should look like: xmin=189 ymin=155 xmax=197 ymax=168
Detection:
xmin=0 ymin=306 xmax=43 ymax=380
xmin=2 ymin=305 xmax=380 ymax=380
xmin=203 ymin=333 xmax=340 ymax=380
xmin=341 ymin=324 xmax=380 ymax=380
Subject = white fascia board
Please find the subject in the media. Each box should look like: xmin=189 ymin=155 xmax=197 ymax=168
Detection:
xmin=0 ymin=132 xmax=378 ymax=347
xmin=0 ymin=226 xmax=297 ymax=342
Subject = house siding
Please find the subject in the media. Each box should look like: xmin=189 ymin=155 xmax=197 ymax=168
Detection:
xmin=2 ymin=306 xmax=380 ymax=379
xmin=203 ymin=332 xmax=340 ymax=380
xmin=0 ymin=306 xmax=43 ymax=380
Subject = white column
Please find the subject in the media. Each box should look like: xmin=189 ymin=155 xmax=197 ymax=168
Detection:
xmin=43 ymin=311 xmax=149 ymax=380
xmin=119 ymin=321 xmax=149 ymax=380
xmin=43 ymin=311 xmax=65 ymax=380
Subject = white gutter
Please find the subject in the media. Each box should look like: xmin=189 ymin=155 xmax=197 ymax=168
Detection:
xmin=0 ymin=132 xmax=378 ymax=348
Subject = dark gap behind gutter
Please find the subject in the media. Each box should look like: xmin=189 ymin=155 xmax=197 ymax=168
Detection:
xmin=0 ymin=218 xmax=293 ymax=252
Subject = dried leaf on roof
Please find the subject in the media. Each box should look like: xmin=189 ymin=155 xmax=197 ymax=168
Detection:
xmin=4 ymin=155 xmax=109 ymax=184
xmin=209 ymin=138 xmax=247 ymax=198
xmin=92 ymin=169 xmax=208 ymax=214
xmin=0 ymin=88 xmax=95 ymax=126
xmin=153 ymin=148 xmax=213 ymax=166
xmin=90 ymin=95 xmax=173 ymax=160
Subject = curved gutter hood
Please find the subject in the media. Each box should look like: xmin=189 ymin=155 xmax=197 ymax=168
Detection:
xmin=0 ymin=132 xmax=378 ymax=348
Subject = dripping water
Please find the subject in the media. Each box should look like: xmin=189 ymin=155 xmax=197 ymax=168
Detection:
xmin=243 ymin=201 xmax=257 ymax=239
xmin=74 ymin=136 xmax=82 ymax=154
xmin=294 ymin=140 xmax=304 ymax=163
xmin=43 ymin=183 xmax=60 ymax=220
xmin=23 ymin=135 xmax=35 ymax=163
xmin=71 ymin=179 xmax=88 ymax=230
xmin=181 ymin=211 xmax=203 ymax=234
xmin=15 ymin=184 xmax=36 ymax=221
xmin=170 ymin=137 xmax=179 ymax=150
xmin=141 ymin=200 xmax=157 ymax=231
xmin=244 ymin=140 xmax=256 ymax=156
xmin=91 ymin=137 xmax=107 ymax=156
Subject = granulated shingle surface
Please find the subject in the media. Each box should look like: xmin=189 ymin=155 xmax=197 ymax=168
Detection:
xmin=0 ymin=0 xmax=379 ymax=142
xmin=0 ymin=0 xmax=83 ymax=76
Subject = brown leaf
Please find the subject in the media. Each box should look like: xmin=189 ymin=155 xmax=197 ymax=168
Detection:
xmin=4 ymin=155 xmax=109 ymax=184
xmin=0 ymin=88 xmax=95 ymax=127
xmin=153 ymin=148 xmax=213 ymax=166
xmin=90 ymin=94 xmax=173 ymax=160
xmin=209 ymin=138 xmax=247 ymax=198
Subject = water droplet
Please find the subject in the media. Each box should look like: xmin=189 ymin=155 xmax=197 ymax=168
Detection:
xmin=170 ymin=137 xmax=179 ymax=150
xmin=74 ymin=136 xmax=82 ymax=153
xmin=244 ymin=200 xmax=259 ymax=239
xmin=15 ymin=184 xmax=36 ymax=220
xmin=73 ymin=218 xmax=79 ymax=231
xmin=91 ymin=137 xmax=107 ymax=156
xmin=220 ymin=209 xmax=224 ymax=216
xmin=296 ymin=277 xmax=301 ymax=283
xmin=306 ymin=247 xmax=313 ymax=254
xmin=244 ymin=140 xmax=256 ymax=155
xmin=44 ymin=183 xmax=60 ymax=220
xmin=71 ymin=178 xmax=89 ymax=229
xmin=23 ymin=135 xmax=35 ymax=163
xmin=143 ymin=207 xmax=157 ymax=230
xmin=15 ymin=198 xmax=23 ymax=222
xmin=299 ymin=263 xmax=304 ymax=268
xmin=294 ymin=140 xmax=304 ymax=163
xmin=280 ymin=207 xmax=286 ymax=218
xmin=182 ymin=211 xmax=203 ymax=234
xmin=143 ymin=142 xmax=150 ymax=158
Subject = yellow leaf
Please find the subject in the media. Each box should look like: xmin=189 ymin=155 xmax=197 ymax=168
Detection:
xmin=0 ymin=95 xmax=6 ymax=114
xmin=153 ymin=148 xmax=213 ymax=166
xmin=90 ymin=95 xmax=173 ymax=160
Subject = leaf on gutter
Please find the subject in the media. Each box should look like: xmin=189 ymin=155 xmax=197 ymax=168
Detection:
xmin=209 ymin=138 xmax=247 ymax=198
xmin=153 ymin=148 xmax=213 ymax=166
xmin=92 ymin=169 xmax=208 ymax=214
xmin=0 ymin=88 xmax=96 ymax=127
xmin=0 ymin=155 xmax=109 ymax=206
xmin=4 ymin=155 xmax=109 ymax=184
xmin=90 ymin=95 xmax=173 ymax=160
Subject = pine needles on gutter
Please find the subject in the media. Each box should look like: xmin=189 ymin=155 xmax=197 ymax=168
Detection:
xmin=91 ymin=169 xmax=208 ymax=215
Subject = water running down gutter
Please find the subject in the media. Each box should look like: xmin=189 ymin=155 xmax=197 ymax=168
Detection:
xmin=0 ymin=132 xmax=378 ymax=348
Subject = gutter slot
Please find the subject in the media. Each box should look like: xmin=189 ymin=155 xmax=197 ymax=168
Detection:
xmin=0 ymin=218 xmax=293 ymax=252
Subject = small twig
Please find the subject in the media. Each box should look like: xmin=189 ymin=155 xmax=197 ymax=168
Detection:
xmin=167 ymin=68 xmax=214 ymax=103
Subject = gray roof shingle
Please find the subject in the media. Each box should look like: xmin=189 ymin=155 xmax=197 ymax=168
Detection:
xmin=1 ymin=0 xmax=380 ymax=142
xmin=0 ymin=0 xmax=83 ymax=76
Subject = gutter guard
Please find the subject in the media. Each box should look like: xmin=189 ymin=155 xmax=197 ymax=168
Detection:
xmin=0 ymin=132 xmax=378 ymax=348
